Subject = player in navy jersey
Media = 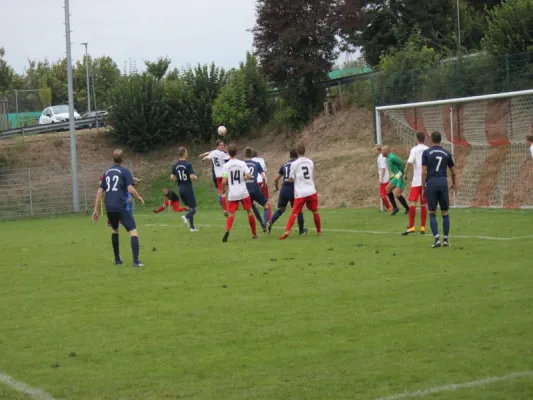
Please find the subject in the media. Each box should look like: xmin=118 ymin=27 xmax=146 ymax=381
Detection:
xmin=244 ymin=147 xmax=270 ymax=232
xmin=422 ymin=131 xmax=457 ymax=248
xmin=268 ymin=149 xmax=306 ymax=234
xmin=92 ymin=149 xmax=145 ymax=267
xmin=171 ymin=147 xmax=198 ymax=232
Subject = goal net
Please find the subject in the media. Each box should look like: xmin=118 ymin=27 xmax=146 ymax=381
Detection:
xmin=375 ymin=89 xmax=533 ymax=208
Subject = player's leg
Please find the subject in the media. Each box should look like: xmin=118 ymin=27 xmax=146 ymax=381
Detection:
xmin=217 ymin=178 xmax=228 ymax=216
xmin=306 ymin=193 xmax=321 ymax=235
xmin=386 ymin=182 xmax=399 ymax=215
xmin=107 ymin=212 xmax=122 ymax=265
xmin=403 ymin=187 xmax=420 ymax=235
xmin=261 ymin=183 xmax=272 ymax=221
xmin=184 ymin=192 xmax=197 ymax=232
xmin=270 ymin=188 xmax=289 ymax=231
xmin=223 ymin=200 xmax=238 ymax=242
xmin=426 ymin=183 xmax=441 ymax=248
xmin=255 ymin=191 xmax=270 ymax=231
xmin=393 ymin=179 xmax=409 ymax=213
xmin=242 ymin=196 xmax=257 ymax=238
xmin=172 ymin=200 xmax=187 ymax=213
xmin=420 ymin=190 xmax=428 ymax=234
xmin=251 ymin=203 xmax=264 ymax=228
xmin=153 ymin=199 xmax=169 ymax=214
xmin=280 ymin=198 xmax=305 ymax=240
xmin=121 ymin=213 xmax=143 ymax=266
xmin=379 ymin=183 xmax=391 ymax=211
xmin=440 ymin=186 xmax=451 ymax=246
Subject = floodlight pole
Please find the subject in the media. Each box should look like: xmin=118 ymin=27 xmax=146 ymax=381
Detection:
xmin=65 ymin=0 xmax=79 ymax=212
xmin=81 ymin=42 xmax=91 ymax=113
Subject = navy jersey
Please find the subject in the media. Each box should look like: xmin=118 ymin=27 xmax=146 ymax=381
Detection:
xmin=172 ymin=160 xmax=195 ymax=188
xmin=167 ymin=189 xmax=180 ymax=202
xmin=422 ymin=146 xmax=454 ymax=182
xmin=100 ymin=165 xmax=134 ymax=213
xmin=245 ymin=160 xmax=264 ymax=192
xmin=278 ymin=159 xmax=296 ymax=188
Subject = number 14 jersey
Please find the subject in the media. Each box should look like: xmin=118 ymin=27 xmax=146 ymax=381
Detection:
xmin=222 ymin=159 xmax=251 ymax=201
xmin=290 ymin=157 xmax=316 ymax=198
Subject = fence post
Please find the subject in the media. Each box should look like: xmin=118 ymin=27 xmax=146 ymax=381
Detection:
xmin=28 ymin=168 xmax=33 ymax=216
xmin=505 ymin=54 xmax=511 ymax=91
xmin=371 ymin=78 xmax=377 ymax=142
xmin=82 ymin=165 xmax=88 ymax=212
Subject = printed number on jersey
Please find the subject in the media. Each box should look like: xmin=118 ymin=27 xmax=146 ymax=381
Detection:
xmin=106 ymin=175 xmax=119 ymax=192
xmin=302 ymin=166 xmax=310 ymax=179
xmin=177 ymin=170 xmax=188 ymax=181
xmin=230 ymin=170 xmax=241 ymax=185
xmin=213 ymin=159 xmax=220 ymax=167
xmin=435 ymin=156 xmax=443 ymax=172
xmin=284 ymin=165 xmax=291 ymax=181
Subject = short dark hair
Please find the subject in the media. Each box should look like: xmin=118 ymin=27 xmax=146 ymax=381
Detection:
xmin=296 ymin=143 xmax=306 ymax=156
xmin=178 ymin=147 xmax=187 ymax=157
xmin=244 ymin=147 xmax=253 ymax=158
xmin=527 ymin=135 xmax=533 ymax=143
xmin=216 ymin=140 xmax=224 ymax=147
xmin=431 ymin=131 xmax=442 ymax=144
xmin=416 ymin=132 xmax=425 ymax=143
xmin=113 ymin=149 xmax=124 ymax=164
xmin=289 ymin=148 xmax=298 ymax=159
xmin=252 ymin=150 xmax=258 ymax=158
xmin=228 ymin=144 xmax=237 ymax=157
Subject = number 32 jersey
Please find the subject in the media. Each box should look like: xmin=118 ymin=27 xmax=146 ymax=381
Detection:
xmin=222 ymin=159 xmax=251 ymax=201
xmin=290 ymin=157 xmax=316 ymax=198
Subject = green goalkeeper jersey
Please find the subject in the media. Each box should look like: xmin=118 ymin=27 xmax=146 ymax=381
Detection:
xmin=387 ymin=152 xmax=405 ymax=179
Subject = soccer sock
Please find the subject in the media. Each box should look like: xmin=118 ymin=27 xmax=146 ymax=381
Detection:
xmin=430 ymin=213 xmax=439 ymax=239
xmin=176 ymin=206 xmax=187 ymax=212
xmin=221 ymin=197 xmax=228 ymax=213
xmin=267 ymin=204 xmax=272 ymax=221
xmin=408 ymin=206 xmax=416 ymax=228
xmin=218 ymin=195 xmax=222 ymax=208
xmin=297 ymin=213 xmax=304 ymax=233
xmin=397 ymin=195 xmax=409 ymax=211
xmin=271 ymin=209 xmax=284 ymax=226
xmin=252 ymin=205 xmax=264 ymax=227
xmin=421 ymin=206 xmax=427 ymax=227
xmin=388 ymin=192 xmax=398 ymax=209
xmin=443 ymin=215 xmax=450 ymax=238
xmin=263 ymin=208 xmax=269 ymax=226
xmin=313 ymin=212 xmax=322 ymax=233
xmin=111 ymin=233 xmax=120 ymax=260
xmin=285 ymin=213 xmax=297 ymax=232
xmin=381 ymin=195 xmax=391 ymax=210
xmin=131 ymin=236 xmax=140 ymax=263
xmin=248 ymin=214 xmax=257 ymax=236
xmin=226 ymin=215 xmax=235 ymax=232
xmin=154 ymin=206 xmax=165 ymax=214
xmin=186 ymin=208 xmax=196 ymax=229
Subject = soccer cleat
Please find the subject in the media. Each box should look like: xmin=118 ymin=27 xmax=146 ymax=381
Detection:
xmin=262 ymin=224 xmax=268 ymax=233
xmin=391 ymin=208 xmax=399 ymax=216
xmin=280 ymin=232 xmax=289 ymax=240
xmin=133 ymin=262 xmax=144 ymax=268
xmin=181 ymin=215 xmax=190 ymax=228
xmin=402 ymin=227 xmax=416 ymax=236
xmin=252 ymin=235 xmax=258 ymax=240
xmin=420 ymin=227 xmax=426 ymax=234
xmin=267 ymin=222 xmax=272 ymax=234
xmin=115 ymin=259 xmax=123 ymax=266
xmin=431 ymin=240 xmax=441 ymax=248
xmin=222 ymin=232 xmax=230 ymax=243
xmin=299 ymin=228 xmax=309 ymax=236
xmin=190 ymin=228 xmax=198 ymax=232
xmin=404 ymin=209 xmax=409 ymax=215
xmin=443 ymin=239 xmax=450 ymax=247
xmin=223 ymin=211 xmax=229 ymax=218
xmin=317 ymin=231 xmax=323 ymax=236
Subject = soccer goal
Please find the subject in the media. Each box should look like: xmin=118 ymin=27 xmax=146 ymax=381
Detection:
xmin=375 ymin=89 xmax=533 ymax=208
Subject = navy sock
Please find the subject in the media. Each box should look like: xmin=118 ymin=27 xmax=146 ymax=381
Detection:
xmin=252 ymin=205 xmax=263 ymax=226
xmin=297 ymin=213 xmax=304 ymax=233
xmin=271 ymin=209 xmax=284 ymax=226
xmin=430 ymin=213 xmax=439 ymax=239
xmin=442 ymin=215 xmax=450 ymax=238
xmin=397 ymin=195 xmax=409 ymax=211
xmin=111 ymin=233 xmax=120 ymax=261
xmin=263 ymin=208 xmax=269 ymax=226
xmin=187 ymin=208 xmax=196 ymax=229
xmin=388 ymin=192 xmax=398 ymax=209
xmin=131 ymin=236 xmax=140 ymax=264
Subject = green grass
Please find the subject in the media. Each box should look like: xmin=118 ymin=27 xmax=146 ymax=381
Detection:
xmin=1 ymin=208 xmax=533 ymax=399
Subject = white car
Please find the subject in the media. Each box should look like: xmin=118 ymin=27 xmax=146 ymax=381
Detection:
xmin=39 ymin=105 xmax=81 ymax=125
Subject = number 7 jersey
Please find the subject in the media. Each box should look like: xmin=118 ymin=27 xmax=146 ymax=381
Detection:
xmin=289 ymin=157 xmax=316 ymax=198
xmin=222 ymin=159 xmax=251 ymax=201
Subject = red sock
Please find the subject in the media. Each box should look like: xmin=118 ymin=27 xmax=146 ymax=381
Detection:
xmin=154 ymin=206 xmax=165 ymax=214
xmin=221 ymin=197 xmax=228 ymax=212
xmin=421 ymin=205 xmax=427 ymax=227
xmin=267 ymin=204 xmax=272 ymax=221
xmin=409 ymin=206 xmax=416 ymax=228
xmin=285 ymin=214 xmax=297 ymax=232
xmin=226 ymin=215 xmax=235 ymax=231
xmin=381 ymin=195 xmax=391 ymax=210
xmin=248 ymin=214 xmax=257 ymax=236
xmin=313 ymin=212 xmax=321 ymax=233
xmin=176 ymin=207 xmax=187 ymax=212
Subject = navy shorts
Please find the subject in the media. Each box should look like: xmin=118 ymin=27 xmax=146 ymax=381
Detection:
xmin=278 ymin=187 xmax=294 ymax=209
xmin=179 ymin=187 xmax=197 ymax=209
xmin=249 ymin=188 xmax=268 ymax=207
xmin=107 ymin=211 xmax=136 ymax=232
xmin=426 ymin=180 xmax=449 ymax=211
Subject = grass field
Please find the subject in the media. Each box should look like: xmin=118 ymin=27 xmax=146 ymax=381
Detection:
xmin=1 ymin=207 xmax=533 ymax=399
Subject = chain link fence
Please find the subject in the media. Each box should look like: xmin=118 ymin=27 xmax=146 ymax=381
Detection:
xmin=0 ymin=162 xmax=133 ymax=220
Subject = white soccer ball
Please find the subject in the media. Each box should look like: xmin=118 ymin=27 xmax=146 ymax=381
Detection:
xmin=217 ymin=126 xmax=227 ymax=137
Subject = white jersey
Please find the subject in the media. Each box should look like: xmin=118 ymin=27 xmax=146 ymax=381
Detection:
xmin=407 ymin=143 xmax=429 ymax=187
xmin=252 ymin=157 xmax=267 ymax=184
xmin=222 ymin=159 xmax=250 ymax=201
xmin=289 ymin=157 xmax=316 ymax=198
xmin=377 ymin=154 xmax=390 ymax=184
xmin=206 ymin=150 xmax=229 ymax=178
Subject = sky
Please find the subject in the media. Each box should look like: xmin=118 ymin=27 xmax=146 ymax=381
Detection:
xmin=0 ymin=0 xmax=256 ymax=74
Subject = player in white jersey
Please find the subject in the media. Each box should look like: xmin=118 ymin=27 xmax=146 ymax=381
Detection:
xmin=280 ymin=143 xmax=321 ymax=240
xmin=252 ymin=150 xmax=272 ymax=221
xmin=221 ymin=144 xmax=257 ymax=242
xmin=200 ymin=140 xmax=230 ymax=215
xmin=374 ymin=145 xmax=394 ymax=213
xmin=402 ymin=132 xmax=429 ymax=235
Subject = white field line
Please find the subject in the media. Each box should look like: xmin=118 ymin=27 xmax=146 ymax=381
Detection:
xmin=372 ymin=370 xmax=533 ymax=400
xmin=143 ymin=223 xmax=533 ymax=241
xmin=0 ymin=371 xmax=55 ymax=399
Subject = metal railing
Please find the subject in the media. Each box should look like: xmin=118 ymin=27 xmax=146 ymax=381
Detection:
xmin=0 ymin=116 xmax=108 ymax=139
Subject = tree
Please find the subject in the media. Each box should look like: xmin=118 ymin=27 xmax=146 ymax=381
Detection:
xmin=145 ymin=57 xmax=171 ymax=80
xmin=0 ymin=47 xmax=15 ymax=93
xmin=253 ymin=0 xmax=339 ymax=125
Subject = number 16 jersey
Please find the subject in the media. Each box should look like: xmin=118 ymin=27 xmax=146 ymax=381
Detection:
xmin=289 ymin=157 xmax=316 ymax=198
xmin=222 ymin=159 xmax=251 ymax=201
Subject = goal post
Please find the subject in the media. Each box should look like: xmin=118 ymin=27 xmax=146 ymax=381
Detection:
xmin=375 ymin=89 xmax=533 ymax=208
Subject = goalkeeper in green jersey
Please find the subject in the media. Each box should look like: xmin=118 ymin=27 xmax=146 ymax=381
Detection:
xmin=382 ymin=146 xmax=410 ymax=215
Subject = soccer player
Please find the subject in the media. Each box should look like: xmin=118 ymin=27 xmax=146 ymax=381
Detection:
xmin=244 ymin=147 xmax=270 ymax=231
xmin=252 ymin=150 xmax=272 ymax=221
xmin=382 ymin=146 xmax=410 ymax=215
xmin=402 ymin=132 xmax=429 ymax=235
xmin=374 ymin=144 xmax=396 ymax=213
xmin=171 ymin=147 xmax=199 ymax=232
xmin=280 ymin=143 xmax=321 ymax=240
xmin=221 ymin=144 xmax=257 ymax=242
xmin=153 ymin=188 xmax=187 ymax=214
xmin=199 ymin=140 xmax=229 ymax=215
xmin=269 ymin=149 xmax=307 ymax=235
xmin=422 ymin=131 xmax=457 ymax=248
xmin=92 ymin=149 xmax=145 ymax=267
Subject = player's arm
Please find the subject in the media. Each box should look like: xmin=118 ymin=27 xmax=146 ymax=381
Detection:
xmin=188 ymin=164 xmax=198 ymax=180
xmin=128 ymin=185 xmax=144 ymax=206
xmin=92 ymin=187 xmax=104 ymax=222
xmin=274 ymin=174 xmax=282 ymax=192
xmin=170 ymin=174 xmax=177 ymax=181
xmin=448 ymin=155 xmax=457 ymax=191
xmin=421 ymin=151 xmax=428 ymax=193
xmin=199 ymin=151 xmax=211 ymax=159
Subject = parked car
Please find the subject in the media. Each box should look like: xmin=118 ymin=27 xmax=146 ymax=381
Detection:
xmin=38 ymin=105 xmax=81 ymax=125
xmin=81 ymin=110 xmax=108 ymax=128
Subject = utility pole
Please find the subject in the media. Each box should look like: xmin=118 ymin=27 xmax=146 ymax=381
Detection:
xmin=81 ymin=42 xmax=91 ymax=113
xmin=64 ymin=0 xmax=79 ymax=212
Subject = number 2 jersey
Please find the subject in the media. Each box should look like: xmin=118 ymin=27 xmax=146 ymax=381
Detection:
xmin=100 ymin=164 xmax=134 ymax=213
xmin=289 ymin=157 xmax=316 ymax=198
xmin=222 ymin=159 xmax=251 ymax=201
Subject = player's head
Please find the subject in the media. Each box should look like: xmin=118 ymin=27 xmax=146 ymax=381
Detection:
xmin=228 ymin=144 xmax=238 ymax=158
xmin=216 ymin=140 xmax=225 ymax=150
xmin=296 ymin=143 xmax=306 ymax=156
xmin=178 ymin=146 xmax=187 ymax=159
xmin=244 ymin=147 xmax=253 ymax=159
xmin=374 ymin=144 xmax=382 ymax=156
xmin=526 ymin=135 xmax=533 ymax=146
xmin=252 ymin=150 xmax=258 ymax=158
xmin=431 ymin=131 xmax=442 ymax=144
xmin=289 ymin=148 xmax=298 ymax=159
xmin=416 ymin=132 xmax=425 ymax=143
xmin=381 ymin=145 xmax=390 ymax=157
xmin=113 ymin=149 xmax=124 ymax=164
xmin=162 ymin=188 xmax=169 ymax=195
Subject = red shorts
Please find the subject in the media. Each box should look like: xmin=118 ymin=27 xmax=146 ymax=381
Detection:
xmin=379 ymin=182 xmax=388 ymax=197
xmin=292 ymin=193 xmax=318 ymax=214
xmin=409 ymin=186 xmax=427 ymax=204
xmin=165 ymin=200 xmax=181 ymax=211
xmin=260 ymin=182 xmax=269 ymax=199
xmin=228 ymin=196 xmax=252 ymax=213
xmin=216 ymin=177 xmax=224 ymax=194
